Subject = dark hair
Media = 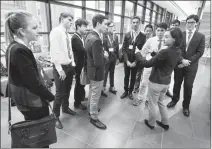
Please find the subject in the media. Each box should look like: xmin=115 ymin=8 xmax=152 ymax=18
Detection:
xmin=92 ymin=14 xmax=107 ymax=28
xmin=4 ymin=10 xmax=33 ymax=45
xmin=186 ymin=14 xmax=199 ymax=23
xmin=171 ymin=19 xmax=180 ymax=25
xmin=59 ymin=12 xmax=74 ymax=23
xmin=107 ymin=21 xmax=114 ymax=27
xmin=156 ymin=22 xmax=168 ymax=30
xmin=75 ymin=18 xmax=88 ymax=30
xmin=144 ymin=24 xmax=153 ymax=31
xmin=132 ymin=16 xmax=141 ymax=22
xmin=168 ymin=27 xmax=183 ymax=47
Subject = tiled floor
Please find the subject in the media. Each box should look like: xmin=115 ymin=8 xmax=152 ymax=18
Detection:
xmin=1 ymin=58 xmax=211 ymax=148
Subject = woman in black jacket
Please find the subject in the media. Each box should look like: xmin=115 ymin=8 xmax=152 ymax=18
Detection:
xmin=4 ymin=11 xmax=55 ymax=147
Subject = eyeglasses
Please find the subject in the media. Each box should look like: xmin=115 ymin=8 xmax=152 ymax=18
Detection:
xmin=186 ymin=22 xmax=196 ymax=25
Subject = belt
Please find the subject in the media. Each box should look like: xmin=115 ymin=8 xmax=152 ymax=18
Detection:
xmin=61 ymin=62 xmax=72 ymax=67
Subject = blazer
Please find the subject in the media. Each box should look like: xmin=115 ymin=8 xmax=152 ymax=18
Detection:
xmin=136 ymin=46 xmax=182 ymax=85
xmin=85 ymin=30 xmax=105 ymax=81
xmin=180 ymin=31 xmax=205 ymax=71
xmin=122 ymin=31 xmax=146 ymax=63
xmin=103 ymin=33 xmax=119 ymax=62
xmin=71 ymin=32 xmax=86 ymax=73
xmin=6 ymin=41 xmax=54 ymax=111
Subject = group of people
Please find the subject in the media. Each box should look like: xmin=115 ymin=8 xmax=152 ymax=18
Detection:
xmin=4 ymin=8 xmax=205 ymax=148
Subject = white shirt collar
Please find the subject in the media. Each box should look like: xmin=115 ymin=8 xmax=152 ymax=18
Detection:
xmin=186 ymin=28 xmax=196 ymax=34
xmin=59 ymin=24 xmax=68 ymax=33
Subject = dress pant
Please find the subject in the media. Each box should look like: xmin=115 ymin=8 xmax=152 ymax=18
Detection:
xmin=134 ymin=68 xmax=143 ymax=91
xmin=103 ymin=59 xmax=116 ymax=88
xmin=53 ymin=64 xmax=74 ymax=117
xmin=124 ymin=63 xmax=138 ymax=93
xmin=172 ymin=66 xmax=198 ymax=109
xmin=148 ymin=81 xmax=169 ymax=126
xmin=21 ymin=106 xmax=50 ymax=148
xmin=74 ymin=66 xmax=85 ymax=106
xmin=87 ymin=80 xmax=103 ymax=120
xmin=137 ymin=67 xmax=151 ymax=101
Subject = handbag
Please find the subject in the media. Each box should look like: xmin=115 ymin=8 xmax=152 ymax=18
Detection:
xmin=80 ymin=67 xmax=90 ymax=85
xmin=7 ymin=43 xmax=57 ymax=148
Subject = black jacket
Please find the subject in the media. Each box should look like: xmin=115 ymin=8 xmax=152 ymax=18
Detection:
xmin=136 ymin=46 xmax=182 ymax=85
xmin=6 ymin=41 xmax=54 ymax=111
xmin=122 ymin=31 xmax=146 ymax=63
xmin=85 ymin=30 xmax=105 ymax=81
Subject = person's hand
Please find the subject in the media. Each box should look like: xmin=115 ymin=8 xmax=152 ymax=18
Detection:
xmin=131 ymin=62 xmax=136 ymax=67
xmin=58 ymin=70 xmax=66 ymax=81
xmin=178 ymin=63 xmax=185 ymax=68
xmin=104 ymin=51 xmax=109 ymax=58
xmin=140 ymin=48 xmax=149 ymax=57
xmin=127 ymin=61 xmax=131 ymax=67
xmin=181 ymin=59 xmax=191 ymax=66
xmin=72 ymin=61 xmax=76 ymax=67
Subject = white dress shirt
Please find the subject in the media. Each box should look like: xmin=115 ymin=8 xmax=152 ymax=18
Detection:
xmin=186 ymin=28 xmax=196 ymax=51
xmin=141 ymin=36 xmax=167 ymax=60
xmin=50 ymin=25 xmax=75 ymax=72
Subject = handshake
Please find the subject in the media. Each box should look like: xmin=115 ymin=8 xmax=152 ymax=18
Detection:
xmin=178 ymin=59 xmax=191 ymax=68
xmin=126 ymin=61 xmax=136 ymax=68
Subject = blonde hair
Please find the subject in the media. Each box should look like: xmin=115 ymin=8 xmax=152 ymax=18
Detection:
xmin=4 ymin=10 xmax=33 ymax=45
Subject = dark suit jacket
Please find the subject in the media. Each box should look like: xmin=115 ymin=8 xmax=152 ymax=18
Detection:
xmin=71 ymin=32 xmax=86 ymax=73
xmin=103 ymin=33 xmax=119 ymax=62
xmin=122 ymin=31 xmax=146 ymax=63
xmin=136 ymin=46 xmax=182 ymax=85
xmin=6 ymin=41 xmax=54 ymax=110
xmin=85 ymin=30 xmax=105 ymax=81
xmin=180 ymin=31 xmax=205 ymax=71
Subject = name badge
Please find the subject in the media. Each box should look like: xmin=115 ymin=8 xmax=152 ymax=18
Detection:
xmin=109 ymin=48 xmax=114 ymax=52
xmin=129 ymin=45 xmax=133 ymax=49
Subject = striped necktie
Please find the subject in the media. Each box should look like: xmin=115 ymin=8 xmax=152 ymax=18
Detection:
xmin=66 ymin=32 xmax=72 ymax=59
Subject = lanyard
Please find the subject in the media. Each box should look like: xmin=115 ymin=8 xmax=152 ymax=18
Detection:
xmin=131 ymin=30 xmax=140 ymax=43
xmin=74 ymin=33 xmax=84 ymax=47
xmin=107 ymin=34 xmax=114 ymax=46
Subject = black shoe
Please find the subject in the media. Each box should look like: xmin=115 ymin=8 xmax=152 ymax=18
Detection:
xmin=63 ymin=108 xmax=77 ymax=115
xmin=120 ymin=92 xmax=128 ymax=99
xmin=55 ymin=117 xmax=63 ymax=129
xmin=101 ymin=91 xmax=108 ymax=97
xmin=167 ymin=101 xmax=177 ymax=108
xmin=156 ymin=120 xmax=169 ymax=130
xmin=109 ymin=87 xmax=117 ymax=94
xmin=90 ymin=118 xmax=107 ymax=130
xmin=144 ymin=119 xmax=154 ymax=130
xmin=88 ymin=108 xmax=100 ymax=116
xmin=183 ymin=108 xmax=190 ymax=117
xmin=129 ymin=92 xmax=134 ymax=100
xmin=166 ymin=90 xmax=173 ymax=98
xmin=74 ymin=103 xmax=87 ymax=110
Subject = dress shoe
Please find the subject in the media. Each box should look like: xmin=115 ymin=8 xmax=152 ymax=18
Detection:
xmin=144 ymin=119 xmax=154 ymax=130
xmin=109 ymin=87 xmax=117 ymax=94
xmin=88 ymin=108 xmax=100 ymax=116
xmin=129 ymin=92 xmax=134 ymax=100
xmin=156 ymin=120 xmax=169 ymax=130
xmin=101 ymin=91 xmax=108 ymax=97
xmin=74 ymin=103 xmax=87 ymax=110
xmin=166 ymin=90 xmax=173 ymax=98
xmin=55 ymin=118 xmax=63 ymax=129
xmin=167 ymin=101 xmax=176 ymax=108
xmin=120 ymin=92 xmax=128 ymax=99
xmin=63 ymin=108 xmax=77 ymax=115
xmin=90 ymin=118 xmax=107 ymax=130
xmin=183 ymin=108 xmax=190 ymax=117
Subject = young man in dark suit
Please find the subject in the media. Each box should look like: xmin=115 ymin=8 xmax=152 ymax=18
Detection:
xmin=85 ymin=14 xmax=108 ymax=130
xmin=71 ymin=19 xmax=88 ymax=110
xmin=102 ymin=21 xmax=119 ymax=96
xmin=167 ymin=15 xmax=205 ymax=117
xmin=120 ymin=16 xmax=146 ymax=100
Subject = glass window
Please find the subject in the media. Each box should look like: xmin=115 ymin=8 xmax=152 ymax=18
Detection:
xmin=146 ymin=1 xmax=152 ymax=8
xmin=136 ymin=5 xmax=144 ymax=19
xmin=158 ymin=14 xmax=162 ymax=23
xmin=114 ymin=15 xmax=121 ymax=33
xmin=125 ymin=1 xmax=134 ymax=17
xmin=138 ymin=0 xmax=145 ymax=5
xmin=50 ymin=4 xmax=82 ymax=32
xmin=152 ymin=11 xmax=156 ymax=24
xmin=115 ymin=34 xmax=120 ymax=43
xmin=33 ymin=34 xmax=49 ymax=52
xmin=145 ymin=9 xmax=151 ymax=22
xmin=114 ymin=1 xmax=122 ymax=15
xmin=159 ymin=7 xmax=163 ymax=14
xmin=153 ymin=4 xmax=158 ymax=11
xmin=123 ymin=17 xmax=132 ymax=33
xmin=86 ymin=1 xmax=105 ymax=11
xmin=57 ymin=1 xmax=82 ymax=6
xmin=86 ymin=10 xmax=105 ymax=29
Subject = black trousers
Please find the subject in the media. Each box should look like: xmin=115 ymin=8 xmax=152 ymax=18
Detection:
xmin=172 ymin=66 xmax=198 ymax=109
xmin=53 ymin=64 xmax=74 ymax=117
xmin=21 ymin=106 xmax=50 ymax=148
xmin=124 ymin=63 xmax=138 ymax=93
xmin=103 ymin=59 xmax=116 ymax=88
xmin=74 ymin=66 xmax=85 ymax=106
